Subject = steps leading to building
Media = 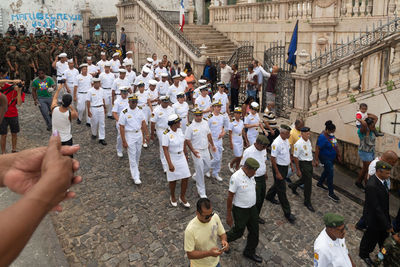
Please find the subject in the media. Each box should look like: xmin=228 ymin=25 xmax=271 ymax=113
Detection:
xmin=182 ymin=24 xmax=237 ymax=60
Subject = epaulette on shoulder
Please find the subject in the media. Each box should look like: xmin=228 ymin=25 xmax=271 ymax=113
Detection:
xmin=186 ymin=122 xmax=191 ymax=127
xmin=203 ymin=118 xmax=208 ymax=121
xmin=138 ymin=106 xmax=142 ymax=109
xmin=208 ymin=113 xmax=213 ymax=118
xmin=122 ymin=108 xmax=128 ymax=114
xmin=163 ymin=128 xmax=170 ymax=135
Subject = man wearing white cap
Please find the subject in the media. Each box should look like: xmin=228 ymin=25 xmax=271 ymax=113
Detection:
xmin=152 ymin=53 xmax=160 ymax=68
xmin=213 ymin=82 xmax=230 ymax=116
xmin=173 ymin=92 xmax=189 ymax=133
xmin=179 ymin=72 xmax=188 ymax=93
xmin=123 ymin=51 xmax=134 ymax=66
xmin=244 ymin=102 xmax=265 ymax=145
xmin=156 ymin=73 xmax=170 ymax=96
xmin=52 ymin=53 xmax=68 ymax=83
xmin=110 ymin=53 xmax=121 ymax=78
xmin=86 ymin=57 xmax=99 ymax=77
xmin=73 ymin=64 xmax=92 ymax=125
xmin=208 ymin=100 xmax=229 ymax=181
xmin=112 ymin=88 xmax=129 ymax=157
xmin=99 ymin=62 xmax=115 ymax=118
xmin=192 ymin=79 xmax=207 ymax=104
xmin=86 ymin=78 xmax=107 ymax=145
xmin=97 ymin=52 xmax=109 ymax=73
xmin=111 ymin=69 xmax=131 ymax=104
xmin=124 ymin=63 xmax=136 ymax=86
xmin=168 ymin=74 xmax=184 ymax=104
xmin=63 ymin=59 xmax=79 ymax=98
xmin=150 ymin=96 xmax=175 ymax=173
xmin=147 ymin=79 xmax=159 ymax=114
xmin=154 ymin=61 xmax=168 ymax=81
xmin=119 ymin=94 xmax=150 ymax=184
xmin=135 ymin=81 xmax=150 ymax=130
xmin=195 ymin=85 xmax=212 ymax=118
xmin=134 ymin=68 xmax=151 ymax=91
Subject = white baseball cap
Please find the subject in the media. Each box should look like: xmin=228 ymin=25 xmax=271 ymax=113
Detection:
xmin=59 ymin=53 xmax=67 ymax=58
xmin=149 ymin=79 xmax=158 ymax=86
xmin=119 ymin=69 xmax=127 ymax=73
xmin=112 ymin=52 xmax=119 ymax=57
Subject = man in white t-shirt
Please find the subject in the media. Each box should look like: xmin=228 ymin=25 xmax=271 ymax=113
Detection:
xmin=220 ymin=61 xmax=233 ymax=93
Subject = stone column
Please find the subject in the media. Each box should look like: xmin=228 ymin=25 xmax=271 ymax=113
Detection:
xmin=317 ymin=73 xmax=329 ymax=107
xmin=349 ymin=59 xmax=361 ymax=94
xmin=337 ymin=64 xmax=350 ymax=100
xmin=327 ymin=69 xmax=339 ymax=103
xmin=188 ymin=0 xmax=195 ymax=24
xmin=293 ymin=50 xmax=311 ymax=111
xmin=80 ymin=1 xmax=92 ymax=42
xmin=390 ymin=42 xmax=400 ymax=80
xmin=209 ymin=4 xmax=215 ymax=25
xmin=309 ymin=77 xmax=320 ymax=109
xmin=346 ymin=0 xmax=353 ymax=17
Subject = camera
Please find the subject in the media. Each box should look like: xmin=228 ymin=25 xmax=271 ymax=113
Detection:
xmin=17 ymin=83 xmax=23 ymax=87
xmin=58 ymin=79 xmax=66 ymax=84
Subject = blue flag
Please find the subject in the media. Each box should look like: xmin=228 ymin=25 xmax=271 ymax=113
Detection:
xmin=287 ymin=20 xmax=298 ymax=67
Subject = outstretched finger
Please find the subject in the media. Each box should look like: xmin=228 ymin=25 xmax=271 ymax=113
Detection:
xmin=60 ymin=144 xmax=80 ymax=156
xmin=47 ymin=130 xmax=62 ymax=154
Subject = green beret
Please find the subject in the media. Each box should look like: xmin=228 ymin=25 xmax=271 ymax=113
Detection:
xmin=323 ymin=213 xmax=344 ymax=228
xmin=256 ymin=135 xmax=270 ymax=146
xmin=376 ymin=161 xmax=392 ymax=171
xmin=244 ymin=158 xmax=260 ymax=170
xmin=281 ymin=124 xmax=291 ymax=131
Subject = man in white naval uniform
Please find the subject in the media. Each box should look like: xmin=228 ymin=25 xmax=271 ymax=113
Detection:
xmin=96 ymin=52 xmax=109 ymax=73
xmin=63 ymin=59 xmax=79 ymax=98
xmin=86 ymin=77 xmax=107 ymax=145
xmin=185 ymin=108 xmax=216 ymax=198
xmin=73 ymin=63 xmax=92 ymax=126
xmin=110 ymin=52 xmax=121 ymax=78
xmin=156 ymin=73 xmax=170 ymax=96
xmin=112 ymin=88 xmax=129 ymax=157
xmin=119 ymin=94 xmax=150 ymax=185
xmin=111 ymin=69 xmax=131 ymax=104
xmin=99 ymin=62 xmax=115 ymax=119
xmin=150 ymin=96 xmax=175 ymax=173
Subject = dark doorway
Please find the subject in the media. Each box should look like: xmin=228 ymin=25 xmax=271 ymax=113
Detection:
xmin=204 ymin=0 xmax=211 ymax=25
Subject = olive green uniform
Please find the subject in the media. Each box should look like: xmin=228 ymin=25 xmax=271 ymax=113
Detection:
xmin=75 ymin=48 xmax=86 ymax=66
xmin=35 ymin=48 xmax=52 ymax=75
xmin=6 ymin=50 xmax=19 ymax=79
xmin=16 ymin=51 xmax=34 ymax=91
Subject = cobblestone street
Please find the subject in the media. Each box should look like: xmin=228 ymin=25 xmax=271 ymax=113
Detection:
xmin=14 ymin=99 xmax=369 ymax=267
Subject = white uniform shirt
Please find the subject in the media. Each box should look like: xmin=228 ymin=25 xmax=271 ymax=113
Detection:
xmin=293 ymin=137 xmax=313 ymax=161
xmin=151 ymin=105 xmax=174 ymax=130
xmin=96 ymin=59 xmax=109 ymax=73
xmin=220 ymin=65 xmax=233 ymax=84
xmin=244 ymin=113 xmax=260 ymax=140
xmin=86 ymin=87 xmax=105 ymax=106
xmin=179 ymin=80 xmax=188 ymax=92
xmin=112 ymin=97 xmax=128 ymax=121
xmin=155 ymin=67 xmax=168 ymax=79
xmin=118 ymin=107 xmax=145 ymax=132
xmin=147 ymin=89 xmax=159 ymax=107
xmin=87 ymin=64 xmax=99 ymax=76
xmin=229 ymin=168 xmax=256 ymax=208
xmin=213 ymin=92 xmax=229 ymax=114
xmin=157 ymin=80 xmax=170 ymax=96
xmin=162 ymin=128 xmax=185 ymax=153
xmin=313 ymin=228 xmax=352 ymax=267
xmin=173 ymin=102 xmax=189 ymax=119
xmin=63 ymin=68 xmax=79 ymax=88
xmin=241 ymin=145 xmax=267 ymax=177
xmin=135 ymin=74 xmax=151 ymax=90
xmin=112 ymin=77 xmax=131 ymax=95
xmin=99 ymin=72 xmax=115 ymax=89
xmin=56 ymin=61 xmax=68 ymax=78
xmin=74 ymin=74 xmax=92 ymax=93
xmin=271 ymin=135 xmax=291 ymax=166
xmin=123 ymin=57 xmax=133 ymax=66
xmin=229 ymin=119 xmax=244 ymax=142
xmin=195 ymin=95 xmax=211 ymax=115
xmin=168 ymin=84 xmax=183 ymax=104
xmin=193 ymin=88 xmax=201 ymax=99
xmin=136 ymin=90 xmax=149 ymax=108
xmin=126 ymin=70 xmax=137 ymax=86
xmin=208 ymin=113 xmax=229 ymax=140
xmin=110 ymin=59 xmax=121 ymax=73
xmin=185 ymin=119 xmax=211 ymax=150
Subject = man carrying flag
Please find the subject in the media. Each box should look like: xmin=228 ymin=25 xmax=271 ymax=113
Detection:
xmin=179 ymin=0 xmax=185 ymax=32
xmin=287 ymin=20 xmax=298 ymax=68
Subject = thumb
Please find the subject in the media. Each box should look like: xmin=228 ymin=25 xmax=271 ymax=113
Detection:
xmin=47 ymin=130 xmax=62 ymax=155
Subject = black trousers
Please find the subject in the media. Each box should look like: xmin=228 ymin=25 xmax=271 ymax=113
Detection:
xmin=359 ymin=228 xmax=388 ymax=258
xmin=255 ymin=175 xmax=266 ymax=216
xmin=230 ymin=87 xmax=239 ymax=110
xmin=61 ymin=138 xmax=73 ymax=158
xmin=292 ymin=161 xmax=313 ymax=205
xmin=227 ymin=205 xmax=259 ymax=254
xmin=266 ymin=164 xmax=291 ymax=216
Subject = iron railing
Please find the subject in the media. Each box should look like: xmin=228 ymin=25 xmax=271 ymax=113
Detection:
xmin=310 ymin=16 xmax=400 ymax=72
xmin=138 ymin=0 xmax=202 ymax=57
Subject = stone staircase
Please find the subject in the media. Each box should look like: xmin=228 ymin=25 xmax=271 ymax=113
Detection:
xmin=182 ymin=25 xmax=237 ymax=60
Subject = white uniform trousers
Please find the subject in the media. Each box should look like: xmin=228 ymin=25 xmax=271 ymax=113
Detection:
xmin=156 ymin=129 xmax=167 ymax=172
xmin=116 ymin=123 xmax=123 ymax=154
xmin=126 ymin=131 xmax=142 ymax=182
xmin=180 ymin=116 xmax=188 ymax=134
xmin=77 ymin=93 xmax=91 ymax=124
xmin=210 ymin=138 xmax=223 ymax=177
xmin=103 ymin=89 xmax=112 ymax=116
xmin=90 ymin=106 xmax=105 ymax=139
xmin=142 ymin=106 xmax=151 ymax=125
xmin=192 ymin=148 xmax=211 ymax=198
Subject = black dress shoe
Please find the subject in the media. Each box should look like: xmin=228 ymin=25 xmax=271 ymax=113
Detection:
xmin=265 ymin=197 xmax=280 ymax=205
xmin=91 ymin=135 xmax=97 ymax=140
xmin=288 ymin=183 xmax=299 ymax=195
xmin=86 ymin=123 xmax=91 ymax=127
xmin=361 ymin=256 xmax=375 ymax=266
xmin=99 ymin=140 xmax=107 ymax=145
xmin=243 ymin=252 xmax=262 ymax=263
xmin=77 ymin=119 xmax=81 ymax=124
xmin=304 ymin=203 xmax=315 ymax=212
xmin=285 ymin=213 xmax=296 ymax=224
xmin=258 ymin=218 xmax=265 ymax=224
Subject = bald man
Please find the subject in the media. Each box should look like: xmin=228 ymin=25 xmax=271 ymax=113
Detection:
xmin=356 ymin=150 xmax=398 ymax=231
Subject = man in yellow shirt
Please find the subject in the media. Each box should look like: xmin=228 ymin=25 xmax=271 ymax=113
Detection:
xmin=184 ymin=198 xmax=229 ymax=267
xmin=287 ymin=119 xmax=304 ymax=183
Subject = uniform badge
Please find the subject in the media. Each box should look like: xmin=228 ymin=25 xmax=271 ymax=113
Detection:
xmin=272 ymin=145 xmax=276 ymax=150
xmin=122 ymin=109 xmax=128 ymax=114
xmin=305 ymin=153 xmax=308 ymax=156
xmin=295 ymin=147 xmax=298 ymax=151
xmin=230 ymin=180 xmax=234 ymax=185
xmin=159 ymin=112 xmax=163 ymax=116
xmin=303 ymin=145 xmax=307 ymax=150
xmin=151 ymin=113 xmax=155 ymax=118
xmin=169 ymin=134 xmax=174 ymax=139
xmin=127 ymin=115 xmax=132 ymax=118
xmin=212 ymin=121 xmax=217 ymax=125
xmin=92 ymin=94 xmax=96 ymax=96
xmin=193 ymin=129 xmax=198 ymax=133
xmin=201 ymin=101 xmax=205 ymax=105
xmin=314 ymin=253 xmax=319 ymax=260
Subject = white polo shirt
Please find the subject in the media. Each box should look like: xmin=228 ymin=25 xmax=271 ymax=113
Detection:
xmin=271 ymin=135 xmax=291 ymax=166
xmin=293 ymin=137 xmax=313 ymax=161
xmin=240 ymin=145 xmax=267 ymax=177
xmin=99 ymin=72 xmax=115 ymax=89
xmin=185 ymin=119 xmax=211 ymax=150
xmin=229 ymin=168 xmax=256 ymax=208
xmin=313 ymin=228 xmax=352 ymax=267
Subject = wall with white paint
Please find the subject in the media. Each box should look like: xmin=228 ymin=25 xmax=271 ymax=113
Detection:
xmin=1 ymin=0 xmax=118 ymax=35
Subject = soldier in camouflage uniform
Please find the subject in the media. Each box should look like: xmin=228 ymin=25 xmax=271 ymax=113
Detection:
xmin=35 ymin=42 xmax=52 ymax=76
xmin=376 ymin=233 xmax=400 ymax=266
xmin=65 ymin=40 xmax=75 ymax=59
xmin=16 ymin=45 xmax=35 ymax=94
xmin=74 ymin=42 xmax=86 ymax=67
xmin=0 ymin=39 xmax=7 ymax=69
xmin=6 ymin=43 xmax=19 ymax=79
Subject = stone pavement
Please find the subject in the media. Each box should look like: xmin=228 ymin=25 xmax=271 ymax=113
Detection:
xmin=9 ymin=99 xmax=376 ymax=266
